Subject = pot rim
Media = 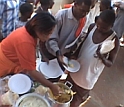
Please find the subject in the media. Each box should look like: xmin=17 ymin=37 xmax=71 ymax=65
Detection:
xmin=15 ymin=93 xmax=51 ymax=107
xmin=47 ymin=82 xmax=73 ymax=104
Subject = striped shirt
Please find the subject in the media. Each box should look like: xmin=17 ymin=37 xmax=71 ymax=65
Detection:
xmin=0 ymin=0 xmax=20 ymax=38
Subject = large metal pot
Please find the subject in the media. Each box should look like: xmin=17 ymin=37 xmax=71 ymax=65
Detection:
xmin=14 ymin=93 xmax=50 ymax=107
xmin=45 ymin=81 xmax=73 ymax=107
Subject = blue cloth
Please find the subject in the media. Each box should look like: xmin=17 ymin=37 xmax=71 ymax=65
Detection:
xmin=0 ymin=0 xmax=20 ymax=38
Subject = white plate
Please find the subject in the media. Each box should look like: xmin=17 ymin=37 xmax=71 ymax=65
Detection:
xmin=63 ymin=57 xmax=80 ymax=72
xmin=38 ymin=59 xmax=64 ymax=79
xmin=8 ymin=74 xmax=32 ymax=94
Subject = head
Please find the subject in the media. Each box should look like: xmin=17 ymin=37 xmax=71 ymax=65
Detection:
xmin=25 ymin=12 xmax=56 ymax=42
xmin=73 ymin=0 xmax=92 ymax=20
xmin=19 ymin=3 xmax=33 ymax=20
xmin=40 ymin=0 xmax=54 ymax=11
xmin=95 ymin=10 xmax=115 ymax=34
xmin=100 ymin=0 xmax=113 ymax=11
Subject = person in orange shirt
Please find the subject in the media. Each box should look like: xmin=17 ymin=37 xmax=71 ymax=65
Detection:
xmin=0 ymin=12 xmax=60 ymax=96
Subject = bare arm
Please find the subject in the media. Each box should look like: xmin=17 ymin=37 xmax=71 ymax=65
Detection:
xmin=46 ymin=11 xmax=63 ymax=56
xmin=26 ymin=70 xmax=59 ymax=96
xmin=15 ymin=43 xmax=59 ymax=95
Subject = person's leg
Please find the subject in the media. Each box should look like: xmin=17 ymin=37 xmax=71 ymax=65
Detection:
xmin=65 ymin=74 xmax=90 ymax=107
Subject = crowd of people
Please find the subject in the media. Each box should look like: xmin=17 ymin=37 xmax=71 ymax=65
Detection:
xmin=0 ymin=0 xmax=123 ymax=106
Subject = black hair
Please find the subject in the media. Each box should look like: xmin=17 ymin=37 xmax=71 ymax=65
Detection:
xmin=39 ymin=0 xmax=53 ymax=5
xmin=99 ymin=10 xmax=115 ymax=25
xmin=19 ymin=3 xmax=33 ymax=16
xmin=101 ymin=0 xmax=113 ymax=10
xmin=74 ymin=0 xmax=92 ymax=6
xmin=25 ymin=12 xmax=56 ymax=38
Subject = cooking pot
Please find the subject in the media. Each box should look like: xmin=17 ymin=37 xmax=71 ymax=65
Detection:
xmin=14 ymin=93 xmax=50 ymax=107
xmin=45 ymin=81 xmax=74 ymax=107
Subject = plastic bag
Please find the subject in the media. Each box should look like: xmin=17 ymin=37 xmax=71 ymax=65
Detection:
xmin=100 ymin=39 xmax=115 ymax=54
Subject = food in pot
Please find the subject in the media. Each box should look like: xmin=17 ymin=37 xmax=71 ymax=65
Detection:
xmin=48 ymin=84 xmax=75 ymax=103
xmin=19 ymin=96 xmax=48 ymax=107
xmin=68 ymin=63 xmax=74 ymax=68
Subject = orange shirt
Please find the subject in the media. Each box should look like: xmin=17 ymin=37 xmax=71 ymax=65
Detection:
xmin=0 ymin=27 xmax=36 ymax=76
xmin=75 ymin=17 xmax=86 ymax=37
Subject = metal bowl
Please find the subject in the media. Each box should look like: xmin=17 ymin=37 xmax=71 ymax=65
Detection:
xmin=14 ymin=93 xmax=50 ymax=107
xmin=46 ymin=82 xmax=73 ymax=107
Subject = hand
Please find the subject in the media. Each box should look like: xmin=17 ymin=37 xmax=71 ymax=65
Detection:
xmin=96 ymin=45 xmax=104 ymax=59
xmin=56 ymin=50 xmax=67 ymax=71
xmin=50 ymin=84 xmax=60 ymax=96
xmin=42 ymin=57 xmax=49 ymax=64
xmin=56 ymin=50 xmax=67 ymax=66
xmin=69 ymin=55 xmax=77 ymax=60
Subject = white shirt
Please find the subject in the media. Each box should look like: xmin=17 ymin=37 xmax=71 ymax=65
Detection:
xmin=70 ymin=26 xmax=116 ymax=90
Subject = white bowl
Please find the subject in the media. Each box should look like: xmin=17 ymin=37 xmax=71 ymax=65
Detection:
xmin=8 ymin=74 xmax=32 ymax=94
xmin=63 ymin=57 xmax=80 ymax=72
xmin=38 ymin=59 xmax=64 ymax=79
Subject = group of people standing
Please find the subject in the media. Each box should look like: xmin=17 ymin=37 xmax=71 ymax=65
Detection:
xmin=0 ymin=0 xmax=123 ymax=107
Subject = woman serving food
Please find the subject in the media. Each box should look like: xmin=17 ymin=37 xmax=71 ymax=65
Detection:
xmin=0 ymin=12 xmax=60 ymax=96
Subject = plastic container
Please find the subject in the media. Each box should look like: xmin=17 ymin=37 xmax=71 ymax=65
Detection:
xmin=0 ymin=76 xmax=11 ymax=106
xmin=100 ymin=40 xmax=115 ymax=54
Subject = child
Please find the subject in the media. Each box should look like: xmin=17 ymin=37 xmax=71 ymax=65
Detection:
xmin=35 ymin=0 xmax=54 ymax=13
xmin=100 ymin=0 xmax=113 ymax=11
xmin=16 ymin=3 xmax=33 ymax=29
xmin=36 ymin=0 xmax=55 ymax=58
xmin=66 ymin=10 xmax=120 ymax=107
